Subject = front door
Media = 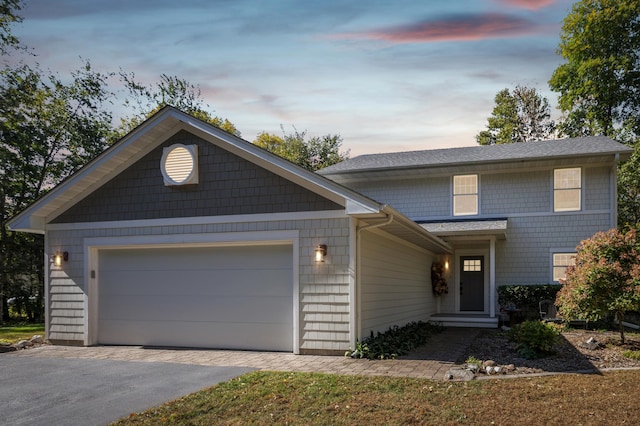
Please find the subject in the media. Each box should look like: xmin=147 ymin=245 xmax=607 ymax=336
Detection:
xmin=460 ymin=256 xmax=484 ymax=311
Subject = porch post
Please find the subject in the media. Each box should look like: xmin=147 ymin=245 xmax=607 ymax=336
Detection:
xmin=489 ymin=237 xmax=496 ymax=318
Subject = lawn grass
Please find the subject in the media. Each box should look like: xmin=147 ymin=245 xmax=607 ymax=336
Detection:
xmin=113 ymin=369 xmax=640 ymax=425
xmin=0 ymin=323 xmax=44 ymax=344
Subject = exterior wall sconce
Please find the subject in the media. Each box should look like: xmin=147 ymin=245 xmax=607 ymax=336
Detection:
xmin=54 ymin=251 xmax=68 ymax=267
xmin=315 ymin=244 xmax=327 ymax=263
xmin=445 ymin=260 xmax=449 ymax=271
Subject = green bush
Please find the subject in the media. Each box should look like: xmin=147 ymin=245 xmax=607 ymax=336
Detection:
xmin=498 ymin=284 xmax=562 ymax=320
xmin=508 ymin=320 xmax=561 ymax=359
xmin=345 ymin=321 xmax=443 ymax=360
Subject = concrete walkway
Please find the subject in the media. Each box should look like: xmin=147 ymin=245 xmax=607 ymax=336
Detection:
xmin=7 ymin=328 xmax=479 ymax=380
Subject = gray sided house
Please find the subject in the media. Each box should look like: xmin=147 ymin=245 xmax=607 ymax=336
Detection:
xmin=9 ymin=107 xmax=450 ymax=354
xmin=319 ymin=137 xmax=633 ymax=327
xmin=9 ymin=106 xmax=633 ymax=353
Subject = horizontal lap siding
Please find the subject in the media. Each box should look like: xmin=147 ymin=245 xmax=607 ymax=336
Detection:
xmin=360 ymin=230 xmax=434 ymax=337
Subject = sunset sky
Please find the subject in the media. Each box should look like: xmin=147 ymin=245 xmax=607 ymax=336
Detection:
xmin=13 ymin=0 xmax=575 ymax=155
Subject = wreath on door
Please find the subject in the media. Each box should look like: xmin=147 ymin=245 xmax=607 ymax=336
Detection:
xmin=431 ymin=262 xmax=448 ymax=296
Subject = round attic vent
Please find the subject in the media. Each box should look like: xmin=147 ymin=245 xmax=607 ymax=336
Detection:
xmin=161 ymin=144 xmax=199 ymax=186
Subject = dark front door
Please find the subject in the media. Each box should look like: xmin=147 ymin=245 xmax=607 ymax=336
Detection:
xmin=460 ymin=256 xmax=484 ymax=311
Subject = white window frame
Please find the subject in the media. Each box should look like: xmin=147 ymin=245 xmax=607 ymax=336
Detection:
xmin=554 ymin=168 xmax=581 ymax=212
xmin=453 ymin=174 xmax=478 ymax=216
xmin=552 ymin=252 xmax=576 ymax=282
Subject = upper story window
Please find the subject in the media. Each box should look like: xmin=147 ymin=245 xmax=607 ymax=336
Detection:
xmin=553 ymin=252 xmax=576 ymax=282
xmin=453 ymin=174 xmax=478 ymax=216
xmin=554 ymin=168 xmax=581 ymax=212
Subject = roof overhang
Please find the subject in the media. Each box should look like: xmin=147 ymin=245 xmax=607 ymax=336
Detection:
xmin=420 ymin=219 xmax=508 ymax=240
xmin=8 ymin=106 xmax=383 ymax=234
xmin=353 ymin=205 xmax=453 ymax=254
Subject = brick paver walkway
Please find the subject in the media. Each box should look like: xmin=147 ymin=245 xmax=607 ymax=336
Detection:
xmin=8 ymin=328 xmax=480 ymax=380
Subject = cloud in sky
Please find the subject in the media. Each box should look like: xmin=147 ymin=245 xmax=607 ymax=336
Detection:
xmin=497 ymin=0 xmax=557 ymax=10
xmin=331 ymin=13 xmax=547 ymax=44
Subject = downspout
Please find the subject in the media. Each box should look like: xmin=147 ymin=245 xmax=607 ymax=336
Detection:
xmin=354 ymin=213 xmax=394 ymax=344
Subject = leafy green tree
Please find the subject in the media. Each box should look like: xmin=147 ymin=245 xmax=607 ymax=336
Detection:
xmin=618 ymin=141 xmax=640 ymax=230
xmin=118 ymin=72 xmax=240 ymax=137
xmin=476 ymin=86 xmax=555 ymax=145
xmin=0 ymin=62 xmax=116 ymax=322
xmin=556 ymin=228 xmax=640 ymax=343
xmin=0 ymin=0 xmax=21 ymax=55
xmin=253 ymin=127 xmax=349 ymax=171
xmin=549 ymin=0 xmax=640 ymax=139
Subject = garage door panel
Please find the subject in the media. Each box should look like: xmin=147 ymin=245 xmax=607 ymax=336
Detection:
xmin=97 ymin=244 xmax=294 ymax=351
xmin=98 ymin=319 xmax=292 ymax=350
xmin=100 ymin=294 xmax=293 ymax=323
xmin=104 ymin=246 xmax=292 ymax=270
xmin=99 ymin=269 xmax=291 ymax=297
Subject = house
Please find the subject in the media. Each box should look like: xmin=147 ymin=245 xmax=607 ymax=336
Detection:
xmin=8 ymin=106 xmax=632 ymax=354
xmin=319 ymin=136 xmax=633 ymax=327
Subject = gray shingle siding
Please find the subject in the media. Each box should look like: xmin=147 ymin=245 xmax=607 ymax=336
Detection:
xmin=496 ymin=214 xmax=610 ymax=285
xmin=481 ymin=171 xmax=550 ymax=214
xmin=52 ymin=130 xmax=342 ymax=223
xmin=584 ymin=166 xmax=611 ymax=211
xmin=346 ymin=177 xmax=449 ymax=218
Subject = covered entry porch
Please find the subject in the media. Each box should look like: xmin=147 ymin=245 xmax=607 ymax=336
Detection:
xmin=421 ymin=220 xmax=508 ymax=329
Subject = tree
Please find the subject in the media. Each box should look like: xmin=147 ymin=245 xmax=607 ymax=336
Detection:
xmin=556 ymin=228 xmax=640 ymax=343
xmin=118 ymin=72 xmax=240 ymax=138
xmin=476 ymin=86 xmax=555 ymax=145
xmin=549 ymin=0 xmax=640 ymax=140
xmin=253 ymin=127 xmax=349 ymax=171
xmin=618 ymin=141 xmax=640 ymax=230
xmin=0 ymin=0 xmax=21 ymax=55
xmin=0 ymin=62 xmax=116 ymax=322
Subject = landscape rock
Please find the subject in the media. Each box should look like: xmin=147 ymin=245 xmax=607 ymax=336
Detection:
xmin=483 ymin=360 xmax=496 ymax=367
xmin=0 ymin=345 xmax=17 ymax=353
xmin=444 ymin=367 xmax=475 ymax=381
xmin=30 ymin=335 xmax=44 ymax=344
xmin=14 ymin=340 xmax=34 ymax=349
xmin=580 ymin=337 xmax=602 ymax=350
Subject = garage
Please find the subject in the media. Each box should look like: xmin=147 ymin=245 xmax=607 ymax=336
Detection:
xmin=97 ymin=244 xmax=294 ymax=352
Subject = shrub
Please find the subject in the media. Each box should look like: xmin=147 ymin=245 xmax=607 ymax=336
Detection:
xmin=508 ymin=320 xmax=561 ymax=359
xmin=345 ymin=321 xmax=443 ymax=360
xmin=622 ymin=350 xmax=640 ymax=360
xmin=557 ymin=227 xmax=640 ymax=343
xmin=498 ymin=284 xmax=562 ymax=320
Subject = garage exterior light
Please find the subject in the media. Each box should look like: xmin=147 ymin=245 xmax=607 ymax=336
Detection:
xmin=315 ymin=244 xmax=327 ymax=262
xmin=161 ymin=144 xmax=199 ymax=186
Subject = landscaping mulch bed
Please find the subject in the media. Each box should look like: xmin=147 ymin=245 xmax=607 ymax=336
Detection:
xmin=459 ymin=328 xmax=640 ymax=375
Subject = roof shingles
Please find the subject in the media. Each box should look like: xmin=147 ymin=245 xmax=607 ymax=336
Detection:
xmin=319 ymin=136 xmax=632 ymax=175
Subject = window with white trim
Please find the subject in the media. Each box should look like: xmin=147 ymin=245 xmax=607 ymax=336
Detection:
xmin=453 ymin=174 xmax=478 ymax=216
xmin=554 ymin=168 xmax=581 ymax=212
xmin=553 ymin=253 xmax=576 ymax=282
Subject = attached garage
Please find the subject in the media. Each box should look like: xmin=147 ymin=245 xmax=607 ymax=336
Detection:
xmin=97 ymin=244 xmax=294 ymax=351
xmin=9 ymin=106 xmax=452 ymax=354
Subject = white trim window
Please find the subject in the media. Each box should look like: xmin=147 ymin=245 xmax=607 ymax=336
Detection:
xmin=553 ymin=253 xmax=576 ymax=282
xmin=453 ymin=174 xmax=478 ymax=216
xmin=554 ymin=168 xmax=581 ymax=212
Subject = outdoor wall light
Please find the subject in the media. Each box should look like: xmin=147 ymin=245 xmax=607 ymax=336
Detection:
xmin=445 ymin=260 xmax=449 ymax=271
xmin=54 ymin=251 xmax=68 ymax=267
xmin=315 ymin=244 xmax=327 ymax=263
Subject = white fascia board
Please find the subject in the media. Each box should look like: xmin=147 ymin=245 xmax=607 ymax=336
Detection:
xmin=345 ymin=199 xmax=381 ymax=215
xmin=7 ymin=110 xmax=184 ymax=233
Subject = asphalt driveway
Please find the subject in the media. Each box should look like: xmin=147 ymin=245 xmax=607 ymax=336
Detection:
xmin=0 ymin=356 xmax=254 ymax=426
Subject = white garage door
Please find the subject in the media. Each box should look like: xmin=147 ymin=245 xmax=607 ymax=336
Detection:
xmin=97 ymin=244 xmax=293 ymax=351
